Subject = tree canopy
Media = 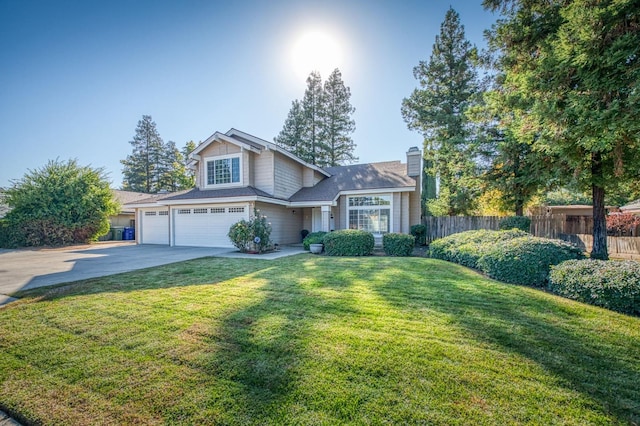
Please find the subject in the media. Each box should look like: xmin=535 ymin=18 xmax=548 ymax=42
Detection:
xmin=121 ymin=115 xmax=195 ymax=193
xmin=275 ymin=69 xmax=357 ymax=167
xmin=1 ymin=159 xmax=119 ymax=247
xmin=484 ymin=0 xmax=640 ymax=259
xmin=402 ymin=7 xmax=483 ymax=216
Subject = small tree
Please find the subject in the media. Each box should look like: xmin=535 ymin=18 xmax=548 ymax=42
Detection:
xmin=1 ymin=159 xmax=119 ymax=247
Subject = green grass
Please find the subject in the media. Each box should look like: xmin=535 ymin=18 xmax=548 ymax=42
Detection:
xmin=1 ymin=255 xmax=639 ymax=425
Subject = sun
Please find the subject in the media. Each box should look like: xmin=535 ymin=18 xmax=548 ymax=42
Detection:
xmin=291 ymin=30 xmax=343 ymax=81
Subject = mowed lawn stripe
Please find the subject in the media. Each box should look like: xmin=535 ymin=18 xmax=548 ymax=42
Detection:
xmin=0 ymin=255 xmax=638 ymax=425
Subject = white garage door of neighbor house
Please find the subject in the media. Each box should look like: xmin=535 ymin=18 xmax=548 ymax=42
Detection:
xmin=141 ymin=209 xmax=169 ymax=244
xmin=173 ymin=205 xmax=249 ymax=247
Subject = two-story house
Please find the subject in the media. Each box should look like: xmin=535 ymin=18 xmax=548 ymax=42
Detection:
xmin=125 ymin=128 xmax=422 ymax=247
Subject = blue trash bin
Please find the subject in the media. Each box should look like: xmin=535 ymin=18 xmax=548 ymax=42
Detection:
xmin=123 ymin=227 xmax=135 ymax=241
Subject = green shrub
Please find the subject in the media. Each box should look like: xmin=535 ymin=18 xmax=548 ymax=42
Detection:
xmin=0 ymin=219 xmax=21 ymax=248
xmin=323 ymin=230 xmax=374 ymax=256
xmin=549 ymin=260 xmax=640 ymax=315
xmin=228 ymin=220 xmax=253 ymax=253
xmin=383 ymin=233 xmax=415 ymax=256
xmin=477 ymin=236 xmax=584 ymax=287
xmin=302 ymin=232 xmax=327 ymax=251
xmin=227 ymin=209 xmax=273 ymax=253
xmin=410 ymin=224 xmax=427 ymax=246
xmin=499 ymin=216 xmax=531 ymax=232
xmin=429 ymin=229 xmax=529 ymax=269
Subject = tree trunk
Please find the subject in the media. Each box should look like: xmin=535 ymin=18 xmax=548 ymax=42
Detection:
xmin=590 ymin=152 xmax=608 ymax=260
xmin=515 ymin=202 xmax=524 ymax=217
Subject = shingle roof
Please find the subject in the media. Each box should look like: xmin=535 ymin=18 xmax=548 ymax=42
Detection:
xmin=289 ymin=161 xmax=415 ymax=202
xmin=160 ymin=186 xmax=278 ymax=201
xmin=621 ymin=199 xmax=640 ymax=211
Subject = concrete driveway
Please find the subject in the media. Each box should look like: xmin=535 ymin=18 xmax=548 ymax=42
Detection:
xmin=0 ymin=242 xmax=233 ymax=303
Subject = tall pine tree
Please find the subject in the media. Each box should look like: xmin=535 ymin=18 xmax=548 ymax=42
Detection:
xmin=121 ymin=115 xmax=165 ymax=193
xmin=275 ymin=69 xmax=357 ymax=167
xmin=121 ymin=116 xmax=195 ymax=193
xmin=301 ymin=71 xmax=326 ymax=166
xmin=322 ymin=68 xmax=357 ymax=166
xmin=401 ymin=7 xmax=482 ymax=216
xmin=273 ymin=100 xmax=308 ymax=161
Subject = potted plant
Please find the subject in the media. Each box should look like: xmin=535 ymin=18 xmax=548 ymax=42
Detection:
xmin=309 ymin=243 xmax=323 ymax=254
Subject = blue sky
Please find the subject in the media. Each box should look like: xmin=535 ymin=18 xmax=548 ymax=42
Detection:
xmin=0 ymin=0 xmax=498 ymax=189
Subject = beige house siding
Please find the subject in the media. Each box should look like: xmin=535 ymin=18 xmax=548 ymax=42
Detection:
xmin=409 ymin=176 xmax=421 ymax=228
xmin=110 ymin=213 xmax=135 ymax=228
xmin=274 ymin=153 xmax=303 ymax=199
xmin=301 ymin=208 xmax=312 ymax=232
xmin=255 ymin=202 xmax=302 ymax=245
xmin=401 ymin=192 xmax=410 ymax=234
xmin=392 ymin=193 xmax=402 ymax=233
xmin=196 ymin=141 xmax=243 ymax=190
xmin=254 ymin=150 xmax=275 ymax=195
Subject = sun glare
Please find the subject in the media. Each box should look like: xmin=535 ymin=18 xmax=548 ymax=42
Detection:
xmin=291 ymin=30 xmax=343 ymax=81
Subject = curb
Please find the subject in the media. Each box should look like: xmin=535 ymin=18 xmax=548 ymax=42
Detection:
xmin=0 ymin=295 xmax=18 ymax=308
xmin=0 ymin=410 xmax=21 ymax=426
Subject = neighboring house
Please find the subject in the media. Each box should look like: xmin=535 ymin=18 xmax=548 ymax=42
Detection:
xmin=111 ymin=190 xmax=152 ymax=228
xmin=124 ymin=128 xmax=422 ymax=247
xmin=621 ymin=199 xmax=640 ymax=215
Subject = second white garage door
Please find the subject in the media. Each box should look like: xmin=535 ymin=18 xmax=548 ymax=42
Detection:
xmin=173 ymin=205 xmax=249 ymax=247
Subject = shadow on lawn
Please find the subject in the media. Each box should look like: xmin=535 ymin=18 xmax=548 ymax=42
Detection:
xmin=368 ymin=258 xmax=640 ymax=425
xmin=196 ymin=257 xmax=363 ymax=422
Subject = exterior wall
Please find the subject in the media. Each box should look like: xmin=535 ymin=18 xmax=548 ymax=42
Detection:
xmin=409 ymin=175 xmax=421 ymax=227
xmin=302 ymin=208 xmax=313 ymax=232
xmin=255 ymin=202 xmax=303 ymax=245
xmin=253 ymin=150 xmax=275 ymax=195
xmin=401 ymin=192 xmax=410 ymax=234
xmin=110 ymin=213 xmax=135 ymax=227
xmin=196 ymin=141 xmax=242 ymax=190
xmin=392 ymin=193 xmax=401 ymax=233
xmin=274 ymin=153 xmax=303 ymax=199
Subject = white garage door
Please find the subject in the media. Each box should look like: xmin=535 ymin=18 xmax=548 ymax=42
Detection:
xmin=140 ymin=209 xmax=169 ymax=244
xmin=174 ymin=205 xmax=249 ymax=247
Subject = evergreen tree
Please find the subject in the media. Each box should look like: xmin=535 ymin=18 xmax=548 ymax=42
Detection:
xmin=401 ymin=7 xmax=482 ymax=216
xmin=181 ymin=140 xmax=197 ymax=189
xmin=322 ymin=68 xmax=357 ymax=166
xmin=301 ymin=71 xmax=326 ymax=166
xmin=121 ymin=115 xmax=165 ymax=193
xmin=484 ymin=0 xmax=640 ymax=259
xmin=275 ymin=69 xmax=358 ymax=167
xmin=274 ymin=100 xmax=308 ymax=161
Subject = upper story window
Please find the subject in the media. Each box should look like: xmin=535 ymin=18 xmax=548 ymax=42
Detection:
xmin=205 ymin=155 xmax=241 ymax=187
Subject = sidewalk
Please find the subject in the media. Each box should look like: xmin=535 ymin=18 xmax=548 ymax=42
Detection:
xmin=0 ymin=410 xmax=21 ymax=426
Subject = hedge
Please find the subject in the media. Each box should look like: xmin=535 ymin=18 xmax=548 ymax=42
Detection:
xmin=498 ymin=216 xmax=531 ymax=232
xmin=323 ymin=230 xmax=374 ymax=256
xmin=429 ymin=229 xmax=584 ymax=286
xmin=410 ymin=224 xmax=427 ymax=246
xmin=383 ymin=233 xmax=415 ymax=256
xmin=476 ymin=236 xmax=584 ymax=287
xmin=302 ymin=232 xmax=327 ymax=251
xmin=549 ymin=260 xmax=640 ymax=315
xmin=429 ymin=229 xmax=530 ymax=269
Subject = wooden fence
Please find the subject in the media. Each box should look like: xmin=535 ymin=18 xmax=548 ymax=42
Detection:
xmin=423 ymin=216 xmax=503 ymax=242
xmin=423 ymin=215 xmax=640 ymax=256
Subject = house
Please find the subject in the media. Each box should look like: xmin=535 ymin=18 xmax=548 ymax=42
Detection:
xmin=111 ymin=190 xmax=150 ymax=228
xmin=124 ymin=129 xmax=422 ymax=248
xmin=621 ymin=199 xmax=640 ymax=215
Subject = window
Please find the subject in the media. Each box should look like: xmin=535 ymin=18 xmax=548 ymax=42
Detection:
xmin=228 ymin=207 xmax=245 ymax=213
xmin=206 ymin=156 xmax=241 ymax=186
xmin=158 ymin=211 xmax=168 ymax=216
xmin=193 ymin=208 xmax=208 ymax=214
xmin=348 ymin=195 xmax=391 ymax=234
xmin=145 ymin=211 xmax=157 ymax=216
xmin=177 ymin=209 xmax=191 ymax=214
xmin=211 ymin=207 xmax=225 ymax=213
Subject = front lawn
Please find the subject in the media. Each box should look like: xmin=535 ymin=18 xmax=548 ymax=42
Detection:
xmin=1 ymin=255 xmax=639 ymax=424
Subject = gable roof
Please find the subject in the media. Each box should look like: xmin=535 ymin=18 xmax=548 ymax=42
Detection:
xmin=289 ymin=161 xmax=416 ymax=203
xmin=124 ymin=186 xmax=283 ymax=207
xmin=189 ymin=128 xmax=330 ymax=178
